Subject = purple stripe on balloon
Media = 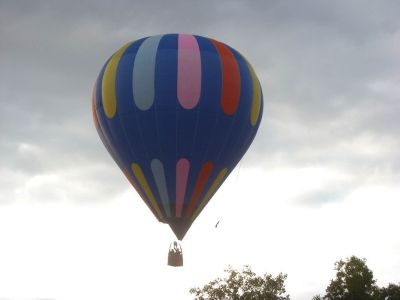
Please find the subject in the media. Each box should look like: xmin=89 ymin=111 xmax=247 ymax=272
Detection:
xmin=177 ymin=34 xmax=201 ymax=109
xmin=176 ymin=158 xmax=190 ymax=217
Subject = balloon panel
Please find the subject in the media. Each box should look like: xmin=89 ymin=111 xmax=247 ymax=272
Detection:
xmin=93 ymin=34 xmax=263 ymax=240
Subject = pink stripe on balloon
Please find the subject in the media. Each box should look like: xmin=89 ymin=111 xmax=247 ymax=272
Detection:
xmin=176 ymin=158 xmax=190 ymax=217
xmin=177 ymin=34 xmax=201 ymax=109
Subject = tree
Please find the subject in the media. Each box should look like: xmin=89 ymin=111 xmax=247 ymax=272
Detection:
xmin=323 ymin=256 xmax=379 ymax=300
xmin=190 ymin=265 xmax=290 ymax=300
xmin=313 ymin=256 xmax=400 ymax=300
xmin=377 ymin=283 xmax=400 ymax=300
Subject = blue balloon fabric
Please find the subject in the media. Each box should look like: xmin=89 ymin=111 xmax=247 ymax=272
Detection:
xmin=92 ymin=34 xmax=263 ymax=240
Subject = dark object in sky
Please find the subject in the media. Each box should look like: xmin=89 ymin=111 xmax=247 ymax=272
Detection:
xmin=215 ymin=220 xmax=220 ymax=228
xmin=92 ymin=34 xmax=263 ymax=266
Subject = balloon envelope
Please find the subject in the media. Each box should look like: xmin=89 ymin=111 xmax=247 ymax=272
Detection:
xmin=92 ymin=34 xmax=263 ymax=240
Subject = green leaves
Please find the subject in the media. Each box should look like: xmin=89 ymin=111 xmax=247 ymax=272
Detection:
xmin=317 ymin=256 xmax=400 ymax=300
xmin=190 ymin=259 xmax=400 ymax=300
xmin=323 ymin=256 xmax=378 ymax=300
xmin=190 ymin=266 xmax=289 ymax=300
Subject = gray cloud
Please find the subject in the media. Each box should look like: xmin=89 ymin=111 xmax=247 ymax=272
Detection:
xmin=1 ymin=0 xmax=399 ymax=206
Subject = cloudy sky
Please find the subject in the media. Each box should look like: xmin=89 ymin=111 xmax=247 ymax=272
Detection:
xmin=1 ymin=0 xmax=399 ymax=299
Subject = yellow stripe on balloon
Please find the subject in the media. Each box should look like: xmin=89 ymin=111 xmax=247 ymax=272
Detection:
xmin=101 ymin=42 xmax=133 ymax=119
xmin=248 ymin=63 xmax=262 ymax=126
xmin=131 ymin=163 xmax=164 ymax=220
xmin=92 ymin=80 xmax=100 ymax=129
xmin=241 ymin=56 xmax=262 ymax=126
xmin=191 ymin=168 xmax=228 ymax=221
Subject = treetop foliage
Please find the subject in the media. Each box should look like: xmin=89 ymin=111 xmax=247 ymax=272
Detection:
xmin=190 ymin=265 xmax=289 ymax=300
xmin=190 ymin=257 xmax=400 ymax=300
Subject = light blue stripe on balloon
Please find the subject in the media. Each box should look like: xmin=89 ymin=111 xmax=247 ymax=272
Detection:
xmin=151 ymin=158 xmax=171 ymax=217
xmin=132 ymin=35 xmax=163 ymax=110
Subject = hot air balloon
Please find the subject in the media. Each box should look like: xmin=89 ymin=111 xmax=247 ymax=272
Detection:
xmin=92 ymin=34 xmax=263 ymax=266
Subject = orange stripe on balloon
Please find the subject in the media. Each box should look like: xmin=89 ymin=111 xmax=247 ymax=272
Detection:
xmin=185 ymin=161 xmax=213 ymax=217
xmin=211 ymin=40 xmax=241 ymax=116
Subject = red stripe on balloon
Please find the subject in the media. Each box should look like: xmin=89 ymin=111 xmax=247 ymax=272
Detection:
xmin=211 ymin=39 xmax=241 ymax=116
xmin=185 ymin=161 xmax=213 ymax=217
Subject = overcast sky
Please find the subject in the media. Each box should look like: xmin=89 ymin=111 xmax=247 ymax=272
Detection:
xmin=1 ymin=1 xmax=400 ymax=299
